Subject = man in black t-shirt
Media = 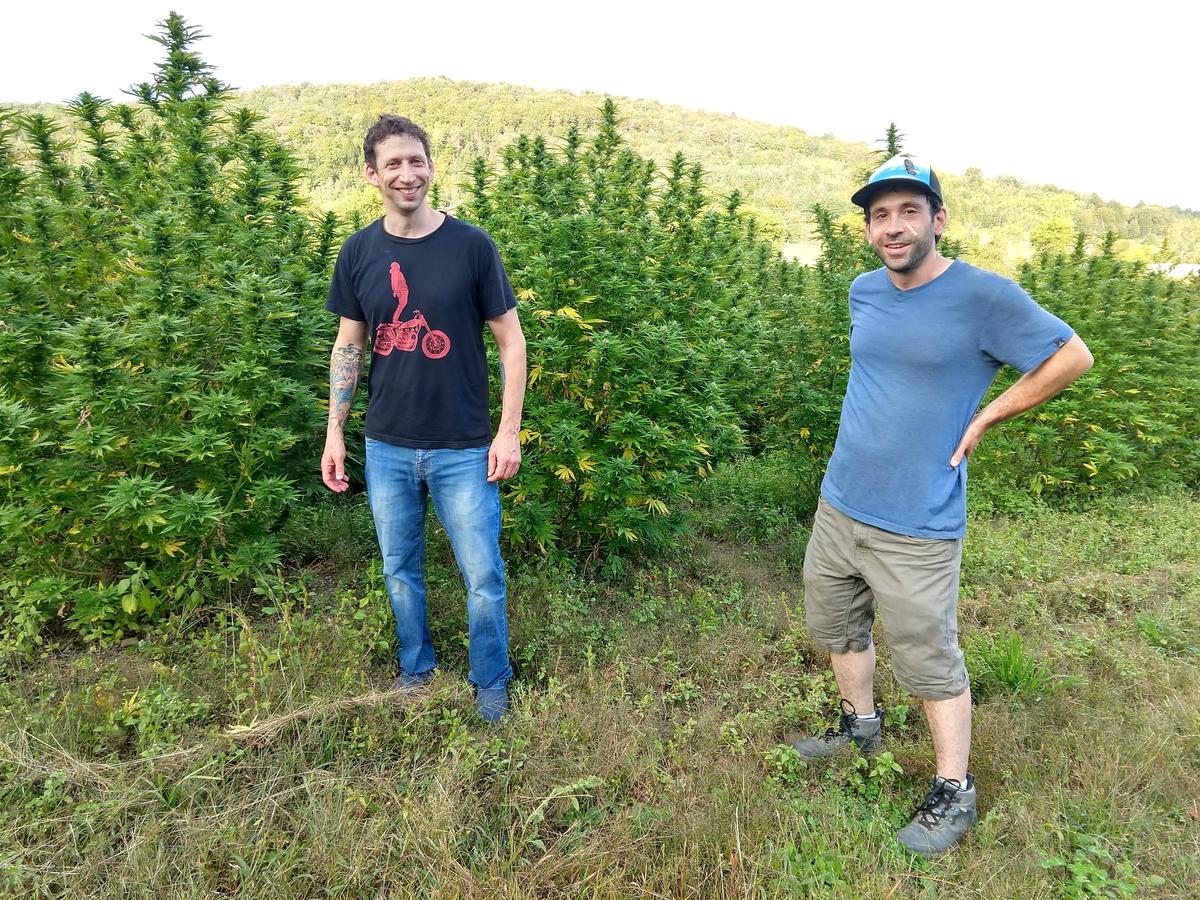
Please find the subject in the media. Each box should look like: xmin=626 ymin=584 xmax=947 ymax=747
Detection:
xmin=321 ymin=115 xmax=526 ymax=723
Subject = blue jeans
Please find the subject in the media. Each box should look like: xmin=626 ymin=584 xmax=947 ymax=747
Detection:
xmin=364 ymin=439 xmax=512 ymax=691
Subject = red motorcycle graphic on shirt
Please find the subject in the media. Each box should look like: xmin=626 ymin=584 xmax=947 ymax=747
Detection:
xmin=374 ymin=262 xmax=451 ymax=359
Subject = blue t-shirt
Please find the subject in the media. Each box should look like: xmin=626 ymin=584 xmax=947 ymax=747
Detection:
xmin=326 ymin=216 xmax=516 ymax=449
xmin=821 ymin=259 xmax=1073 ymax=539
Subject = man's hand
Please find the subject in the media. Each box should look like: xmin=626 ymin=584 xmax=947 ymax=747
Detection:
xmin=950 ymin=418 xmax=986 ymax=468
xmin=322 ymin=432 xmax=351 ymax=492
xmin=488 ymin=431 xmax=521 ymax=482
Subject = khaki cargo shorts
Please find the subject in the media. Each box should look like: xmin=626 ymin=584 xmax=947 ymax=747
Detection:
xmin=802 ymin=497 xmax=969 ymax=700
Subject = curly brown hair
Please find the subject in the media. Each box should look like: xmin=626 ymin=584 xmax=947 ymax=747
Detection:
xmin=363 ymin=115 xmax=431 ymax=169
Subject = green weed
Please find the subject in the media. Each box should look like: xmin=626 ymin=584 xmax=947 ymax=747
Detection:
xmin=1135 ymin=612 xmax=1194 ymax=656
xmin=968 ymin=631 xmax=1071 ymax=701
xmin=1040 ymin=829 xmax=1164 ymax=899
xmin=764 ymin=837 xmax=851 ymax=893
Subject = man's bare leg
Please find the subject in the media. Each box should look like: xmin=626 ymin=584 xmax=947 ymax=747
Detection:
xmin=793 ymin=644 xmax=883 ymax=757
xmin=923 ymin=687 xmax=971 ymax=783
xmin=830 ymin=645 xmax=876 ymax=714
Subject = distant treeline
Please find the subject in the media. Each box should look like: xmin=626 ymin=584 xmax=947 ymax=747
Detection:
xmin=12 ymin=78 xmax=1199 ymax=270
xmin=237 ymin=78 xmax=1200 ymax=270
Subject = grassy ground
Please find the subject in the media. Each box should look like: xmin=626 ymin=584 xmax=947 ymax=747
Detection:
xmin=2 ymin=485 xmax=1198 ymax=898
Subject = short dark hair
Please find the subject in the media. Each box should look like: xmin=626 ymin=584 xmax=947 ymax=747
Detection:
xmin=363 ymin=115 xmax=431 ymax=169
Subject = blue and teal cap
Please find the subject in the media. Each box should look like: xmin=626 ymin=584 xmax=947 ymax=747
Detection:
xmin=851 ymin=155 xmax=943 ymax=209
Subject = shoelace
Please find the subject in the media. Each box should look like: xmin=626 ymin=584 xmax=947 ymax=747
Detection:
xmin=819 ymin=705 xmax=860 ymax=742
xmin=811 ymin=700 xmax=879 ymax=743
xmin=912 ymin=780 xmax=961 ymax=829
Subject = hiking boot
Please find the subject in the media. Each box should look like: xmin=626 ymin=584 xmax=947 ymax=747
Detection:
xmin=791 ymin=699 xmax=883 ymax=758
xmin=896 ymin=774 xmax=978 ymax=858
xmin=390 ymin=670 xmax=435 ymax=694
xmin=475 ymin=684 xmax=510 ymax=723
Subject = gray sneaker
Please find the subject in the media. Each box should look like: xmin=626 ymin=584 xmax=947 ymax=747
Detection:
xmin=896 ymin=774 xmax=977 ymax=858
xmin=791 ymin=699 xmax=883 ymax=758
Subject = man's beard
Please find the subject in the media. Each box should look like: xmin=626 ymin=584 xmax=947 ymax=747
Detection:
xmin=879 ymin=232 xmax=934 ymax=274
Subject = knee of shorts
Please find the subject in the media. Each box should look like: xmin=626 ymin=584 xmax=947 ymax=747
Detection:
xmin=804 ymin=596 xmax=874 ymax=656
xmin=806 ymin=588 xmax=873 ymax=652
xmin=808 ymin=633 xmax=874 ymax=656
xmin=891 ymin=652 xmax=970 ymax=701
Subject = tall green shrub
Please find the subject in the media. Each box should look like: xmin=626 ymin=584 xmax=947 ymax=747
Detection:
xmin=970 ymin=236 xmax=1200 ymax=506
xmin=0 ymin=15 xmax=335 ymax=648
xmin=460 ymin=104 xmax=834 ymax=565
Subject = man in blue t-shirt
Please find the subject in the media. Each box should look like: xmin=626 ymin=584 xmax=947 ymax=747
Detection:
xmin=321 ymin=115 xmax=526 ymax=723
xmin=792 ymin=156 xmax=1093 ymax=856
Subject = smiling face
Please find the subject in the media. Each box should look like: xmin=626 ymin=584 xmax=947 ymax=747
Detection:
xmin=864 ymin=188 xmax=947 ymax=283
xmin=365 ymin=134 xmax=434 ymax=217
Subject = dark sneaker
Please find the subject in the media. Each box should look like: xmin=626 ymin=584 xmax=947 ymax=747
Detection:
xmin=896 ymin=774 xmax=978 ymax=858
xmin=475 ymin=685 xmax=510 ymax=723
xmin=791 ymin=699 xmax=883 ymax=758
xmin=390 ymin=670 xmax=434 ymax=694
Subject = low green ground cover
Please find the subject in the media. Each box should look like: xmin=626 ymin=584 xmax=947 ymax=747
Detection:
xmin=2 ymin=488 xmax=1196 ymax=897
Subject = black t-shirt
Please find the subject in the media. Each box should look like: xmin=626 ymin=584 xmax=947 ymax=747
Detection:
xmin=326 ymin=215 xmax=517 ymax=448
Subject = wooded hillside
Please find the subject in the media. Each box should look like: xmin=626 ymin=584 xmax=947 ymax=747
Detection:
xmin=238 ymin=78 xmax=1200 ymax=269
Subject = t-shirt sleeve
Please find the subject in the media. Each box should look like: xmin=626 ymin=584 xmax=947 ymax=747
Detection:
xmin=474 ymin=233 xmax=518 ymax=319
xmin=325 ymin=237 xmax=366 ymax=321
xmin=979 ymin=279 xmax=1074 ymax=373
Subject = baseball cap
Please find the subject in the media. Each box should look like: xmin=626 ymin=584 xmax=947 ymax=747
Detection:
xmin=851 ymin=155 xmax=943 ymax=209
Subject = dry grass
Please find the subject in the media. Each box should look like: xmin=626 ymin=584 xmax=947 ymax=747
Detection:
xmin=2 ymin=493 xmax=1198 ymax=897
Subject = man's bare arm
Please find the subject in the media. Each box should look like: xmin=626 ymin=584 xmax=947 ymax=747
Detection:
xmin=322 ymin=317 xmax=369 ymax=492
xmin=486 ymin=309 xmax=527 ymax=483
xmin=950 ymin=334 xmax=1094 ymax=467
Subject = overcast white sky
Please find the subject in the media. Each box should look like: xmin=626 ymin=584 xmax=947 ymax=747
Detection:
xmin=3 ymin=1 xmax=1197 ymax=210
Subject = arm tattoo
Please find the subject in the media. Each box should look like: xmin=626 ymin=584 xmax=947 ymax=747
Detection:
xmin=328 ymin=344 xmax=363 ymax=429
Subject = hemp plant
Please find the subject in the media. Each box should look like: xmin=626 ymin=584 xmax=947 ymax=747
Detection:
xmin=0 ymin=14 xmax=336 ymax=649
xmin=460 ymin=102 xmax=824 ymax=568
